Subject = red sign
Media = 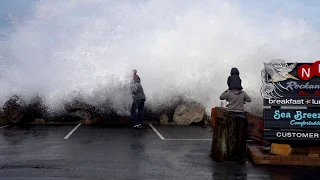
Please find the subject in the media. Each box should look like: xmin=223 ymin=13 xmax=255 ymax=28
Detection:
xmin=297 ymin=60 xmax=320 ymax=80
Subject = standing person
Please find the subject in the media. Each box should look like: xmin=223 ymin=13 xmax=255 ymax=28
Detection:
xmin=130 ymin=69 xmax=146 ymax=128
xmin=219 ymin=89 xmax=251 ymax=163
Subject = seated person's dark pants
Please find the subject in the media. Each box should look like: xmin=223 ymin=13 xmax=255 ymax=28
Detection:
xmin=131 ymin=99 xmax=145 ymax=125
xmin=231 ymin=111 xmax=245 ymax=118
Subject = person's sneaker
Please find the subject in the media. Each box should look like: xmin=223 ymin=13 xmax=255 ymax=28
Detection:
xmin=137 ymin=124 xmax=142 ymax=128
xmin=133 ymin=125 xmax=140 ymax=128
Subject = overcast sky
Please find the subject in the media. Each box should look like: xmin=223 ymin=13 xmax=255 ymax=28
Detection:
xmin=1 ymin=0 xmax=320 ymax=33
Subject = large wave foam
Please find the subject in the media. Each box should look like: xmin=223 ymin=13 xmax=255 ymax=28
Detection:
xmin=0 ymin=0 xmax=319 ymax=115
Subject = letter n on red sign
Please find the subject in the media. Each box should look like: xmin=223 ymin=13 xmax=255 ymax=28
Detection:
xmin=298 ymin=64 xmax=313 ymax=80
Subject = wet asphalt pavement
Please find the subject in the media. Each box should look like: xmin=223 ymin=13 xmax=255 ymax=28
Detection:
xmin=1 ymin=124 xmax=320 ymax=180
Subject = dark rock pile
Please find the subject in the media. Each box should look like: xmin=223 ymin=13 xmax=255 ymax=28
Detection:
xmin=1 ymin=94 xmax=210 ymax=126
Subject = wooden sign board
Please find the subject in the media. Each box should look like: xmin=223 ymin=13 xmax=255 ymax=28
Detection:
xmin=262 ymin=62 xmax=320 ymax=107
xmin=263 ymin=109 xmax=320 ymax=130
xmin=264 ymin=130 xmax=320 ymax=141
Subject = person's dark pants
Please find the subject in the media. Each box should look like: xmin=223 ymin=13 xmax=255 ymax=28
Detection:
xmin=232 ymin=112 xmax=245 ymax=118
xmin=131 ymin=99 xmax=145 ymax=125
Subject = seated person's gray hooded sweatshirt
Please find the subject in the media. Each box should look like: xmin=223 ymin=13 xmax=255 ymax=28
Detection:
xmin=219 ymin=90 xmax=251 ymax=112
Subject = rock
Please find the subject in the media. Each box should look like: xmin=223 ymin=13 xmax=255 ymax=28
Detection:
xmin=167 ymin=121 xmax=177 ymax=125
xmin=2 ymin=95 xmax=46 ymax=125
xmin=64 ymin=109 xmax=93 ymax=123
xmin=160 ymin=114 xmax=169 ymax=124
xmin=25 ymin=96 xmax=47 ymax=119
xmin=34 ymin=119 xmax=46 ymax=124
xmin=270 ymin=143 xmax=292 ymax=156
xmin=69 ymin=110 xmax=92 ymax=120
xmin=173 ymin=102 xmax=205 ymax=125
xmin=65 ymin=100 xmax=94 ymax=112
xmin=0 ymin=110 xmax=7 ymax=126
xmin=82 ymin=119 xmax=92 ymax=124
xmin=3 ymin=95 xmax=27 ymax=124
xmin=64 ymin=100 xmax=95 ymax=122
xmin=92 ymin=117 xmax=103 ymax=124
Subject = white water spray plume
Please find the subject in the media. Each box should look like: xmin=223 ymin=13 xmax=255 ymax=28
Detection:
xmin=0 ymin=0 xmax=319 ymax=115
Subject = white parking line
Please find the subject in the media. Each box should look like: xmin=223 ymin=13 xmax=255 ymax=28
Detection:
xmin=149 ymin=124 xmax=253 ymax=141
xmin=63 ymin=123 xmax=81 ymax=139
xmin=164 ymin=139 xmax=253 ymax=141
xmin=165 ymin=139 xmax=253 ymax=141
xmin=148 ymin=124 xmax=165 ymax=140
xmin=165 ymin=139 xmax=212 ymax=141
xmin=0 ymin=125 xmax=9 ymax=129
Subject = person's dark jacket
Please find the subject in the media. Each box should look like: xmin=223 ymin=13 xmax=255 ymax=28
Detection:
xmin=130 ymin=81 xmax=146 ymax=101
xmin=133 ymin=74 xmax=140 ymax=83
xmin=227 ymin=68 xmax=243 ymax=90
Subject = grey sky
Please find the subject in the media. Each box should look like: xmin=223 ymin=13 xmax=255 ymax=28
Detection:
xmin=1 ymin=0 xmax=320 ymax=33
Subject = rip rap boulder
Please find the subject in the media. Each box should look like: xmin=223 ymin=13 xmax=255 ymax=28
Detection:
xmin=173 ymin=102 xmax=206 ymax=125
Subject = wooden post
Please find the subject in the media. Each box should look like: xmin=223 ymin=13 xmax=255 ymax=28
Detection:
xmin=210 ymin=111 xmax=248 ymax=162
xmin=211 ymin=108 xmax=216 ymax=127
